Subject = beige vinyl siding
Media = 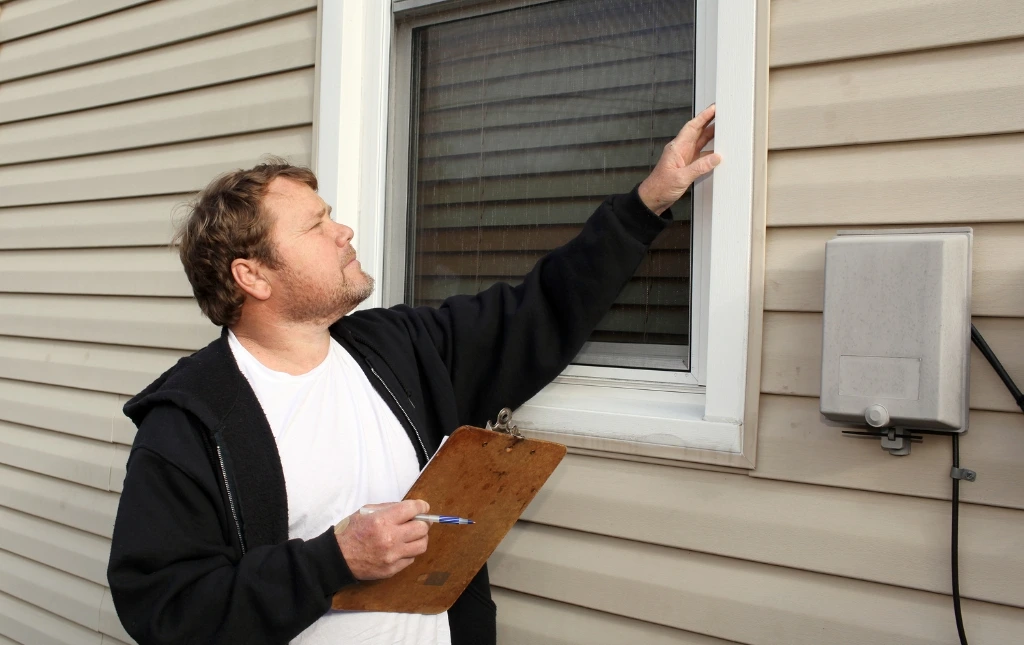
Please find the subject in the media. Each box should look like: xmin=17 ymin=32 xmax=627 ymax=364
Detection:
xmin=2 ymin=2 xmax=1022 ymax=645
xmin=494 ymin=588 xmax=737 ymax=645
xmin=0 ymin=0 xmax=316 ymax=641
xmin=487 ymin=1 xmax=1024 ymax=643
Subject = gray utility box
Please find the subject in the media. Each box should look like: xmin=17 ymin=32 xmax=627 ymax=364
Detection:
xmin=820 ymin=228 xmax=973 ymax=433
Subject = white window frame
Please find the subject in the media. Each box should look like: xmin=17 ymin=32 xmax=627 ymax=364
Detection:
xmin=315 ymin=0 xmax=764 ymax=468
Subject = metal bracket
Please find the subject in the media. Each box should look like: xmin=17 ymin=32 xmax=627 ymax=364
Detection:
xmin=950 ymin=467 xmax=977 ymax=482
xmin=486 ymin=408 xmax=524 ymax=440
xmin=842 ymin=427 xmax=922 ymax=456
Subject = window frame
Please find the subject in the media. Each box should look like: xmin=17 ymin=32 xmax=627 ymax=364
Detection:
xmin=314 ymin=0 xmax=766 ymax=469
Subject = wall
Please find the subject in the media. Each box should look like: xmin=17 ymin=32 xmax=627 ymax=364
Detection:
xmin=0 ymin=0 xmax=317 ymax=642
xmin=0 ymin=1 xmax=1022 ymax=644
xmin=487 ymin=1 xmax=1024 ymax=643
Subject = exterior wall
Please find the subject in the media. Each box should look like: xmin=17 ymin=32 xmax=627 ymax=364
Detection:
xmin=0 ymin=0 xmax=317 ymax=643
xmin=0 ymin=2 xmax=1021 ymax=645
xmin=488 ymin=1 xmax=1024 ymax=643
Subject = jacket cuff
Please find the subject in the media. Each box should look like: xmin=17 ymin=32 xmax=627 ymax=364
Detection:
xmin=309 ymin=525 xmax=358 ymax=594
xmin=612 ymin=186 xmax=673 ymax=246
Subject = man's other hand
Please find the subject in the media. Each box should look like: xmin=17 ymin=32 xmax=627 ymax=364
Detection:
xmin=638 ymin=104 xmax=722 ymax=216
xmin=335 ymin=500 xmax=430 ymax=580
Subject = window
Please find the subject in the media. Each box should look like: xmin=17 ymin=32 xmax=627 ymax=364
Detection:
xmin=316 ymin=0 xmax=764 ymax=468
xmin=405 ymin=0 xmax=698 ymax=376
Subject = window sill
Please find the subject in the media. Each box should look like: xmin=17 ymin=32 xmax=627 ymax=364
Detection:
xmin=513 ymin=380 xmax=746 ymax=465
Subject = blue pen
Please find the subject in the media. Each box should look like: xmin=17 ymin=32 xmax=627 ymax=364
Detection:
xmin=359 ymin=507 xmax=474 ymax=525
xmin=413 ymin=514 xmax=474 ymax=525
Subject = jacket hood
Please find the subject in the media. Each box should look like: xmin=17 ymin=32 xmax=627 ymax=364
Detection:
xmin=123 ymin=328 xmax=242 ymax=435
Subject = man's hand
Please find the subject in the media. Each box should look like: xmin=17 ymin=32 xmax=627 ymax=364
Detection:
xmin=638 ymin=104 xmax=721 ymax=216
xmin=335 ymin=500 xmax=430 ymax=580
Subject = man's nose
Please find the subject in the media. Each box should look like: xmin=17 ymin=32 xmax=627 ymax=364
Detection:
xmin=334 ymin=222 xmax=354 ymax=247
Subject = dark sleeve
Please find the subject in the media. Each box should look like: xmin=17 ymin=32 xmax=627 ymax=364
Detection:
xmin=107 ymin=407 xmax=356 ymax=645
xmin=412 ymin=187 xmax=669 ymax=427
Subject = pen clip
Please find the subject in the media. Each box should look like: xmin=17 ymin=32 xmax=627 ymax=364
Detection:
xmin=485 ymin=407 xmax=524 ymax=440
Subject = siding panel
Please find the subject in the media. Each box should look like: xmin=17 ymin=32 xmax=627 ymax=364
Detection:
xmin=771 ymin=0 xmax=1024 ymax=67
xmin=0 ymin=127 xmax=312 ymax=207
xmin=0 ymin=249 xmax=190 ymax=296
xmin=771 ymin=39 xmax=1024 ymax=149
xmin=0 ymin=0 xmax=315 ymax=82
xmin=0 ymin=506 xmax=110 ymax=585
xmin=761 ymin=312 xmax=1024 ymax=414
xmin=490 ymin=522 xmax=1024 ymax=645
xmin=0 ymin=550 xmax=103 ymax=632
xmin=0 ymin=378 xmax=122 ymax=443
xmin=0 ymin=295 xmax=216 ymax=350
xmin=0 ymin=195 xmax=186 ymax=250
xmin=0 ymin=590 xmax=102 ymax=645
xmin=764 ymin=223 xmax=1024 ymax=317
xmin=767 ymin=135 xmax=1024 ymax=227
xmin=0 ymin=69 xmax=314 ymax=164
xmin=0 ymin=0 xmax=152 ymax=44
xmin=0 ymin=336 xmax=187 ymax=396
xmin=753 ymin=395 xmax=1024 ymax=510
xmin=523 ymin=454 xmax=1024 ymax=606
xmin=493 ymin=588 xmax=738 ymax=645
xmin=0 ymin=420 xmax=117 ymax=490
xmin=0 ymin=465 xmax=119 ymax=538
xmin=0 ymin=10 xmax=315 ymax=124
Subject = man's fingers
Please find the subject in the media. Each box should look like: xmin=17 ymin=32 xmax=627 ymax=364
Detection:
xmin=676 ymin=104 xmax=716 ymax=144
xmin=403 ymin=535 xmax=429 ymax=558
xmin=396 ymin=517 xmax=430 ymax=543
xmin=690 ymin=152 xmax=722 ymax=176
xmin=382 ymin=499 xmax=429 ymax=523
xmin=695 ymin=123 xmax=716 ymax=152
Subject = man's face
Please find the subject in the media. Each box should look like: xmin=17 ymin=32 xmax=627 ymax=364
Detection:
xmin=260 ymin=177 xmax=374 ymax=324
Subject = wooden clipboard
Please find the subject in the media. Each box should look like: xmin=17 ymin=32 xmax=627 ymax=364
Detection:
xmin=331 ymin=411 xmax=566 ymax=614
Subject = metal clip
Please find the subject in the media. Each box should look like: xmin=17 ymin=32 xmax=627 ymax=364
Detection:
xmin=486 ymin=408 xmax=524 ymax=440
xmin=950 ymin=467 xmax=977 ymax=482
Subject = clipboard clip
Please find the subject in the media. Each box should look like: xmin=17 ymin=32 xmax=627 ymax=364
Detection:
xmin=485 ymin=408 xmax=524 ymax=440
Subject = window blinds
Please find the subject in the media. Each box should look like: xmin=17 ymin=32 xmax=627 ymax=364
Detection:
xmin=408 ymin=0 xmax=696 ymax=357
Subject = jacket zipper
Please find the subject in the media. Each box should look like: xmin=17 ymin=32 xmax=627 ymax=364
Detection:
xmin=216 ymin=443 xmax=247 ymax=555
xmin=369 ymin=365 xmax=428 ymax=461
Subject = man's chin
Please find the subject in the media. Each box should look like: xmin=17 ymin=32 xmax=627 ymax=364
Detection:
xmin=352 ymin=271 xmax=376 ymax=305
xmin=332 ymin=272 xmax=376 ymax=320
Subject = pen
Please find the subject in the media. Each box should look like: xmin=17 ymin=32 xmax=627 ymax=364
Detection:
xmin=359 ymin=507 xmax=474 ymax=525
xmin=414 ymin=514 xmax=475 ymax=525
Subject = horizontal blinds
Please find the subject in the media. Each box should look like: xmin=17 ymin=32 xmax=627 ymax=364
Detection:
xmin=409 ymin=0 xmax=696 ymax=352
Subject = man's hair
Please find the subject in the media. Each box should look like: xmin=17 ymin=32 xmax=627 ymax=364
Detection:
xmin=174 ymin=158 xmax=318 ymax=327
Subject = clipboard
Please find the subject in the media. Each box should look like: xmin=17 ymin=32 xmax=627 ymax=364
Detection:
xmin=331 ymin=409 xmax=566 ymax=614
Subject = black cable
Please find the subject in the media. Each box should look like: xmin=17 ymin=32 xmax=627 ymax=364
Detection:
xmin=971 ymin=324 xmax=1024 ymax=414
xmin=951 ymin=434 xmax=968 ymax=645
xmin=950 ymin=324 xmax=1023 ymax=645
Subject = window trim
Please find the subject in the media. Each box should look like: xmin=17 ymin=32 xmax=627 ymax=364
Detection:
xmin=314 ymin=0 xmax=767 ymax=469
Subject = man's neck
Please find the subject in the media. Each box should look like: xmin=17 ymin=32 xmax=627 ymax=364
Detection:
xmin=229 ymin=317 xmax=333 ymax=376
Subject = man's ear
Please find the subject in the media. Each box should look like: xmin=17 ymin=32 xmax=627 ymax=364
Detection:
xmin=231 ymin=258 xmax=272 ymax=301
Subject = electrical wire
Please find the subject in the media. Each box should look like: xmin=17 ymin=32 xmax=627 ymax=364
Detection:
xmin=951 ymin=324 xmax=1024 ymax=645
xmin=971 ymin=324 xmax=1024 ymax=414
xmin=951 ymin=434 xmax=968 ymax=645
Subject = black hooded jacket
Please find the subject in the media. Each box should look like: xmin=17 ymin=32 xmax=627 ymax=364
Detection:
xmin=107 ymin=189 xmax=669 ymax=644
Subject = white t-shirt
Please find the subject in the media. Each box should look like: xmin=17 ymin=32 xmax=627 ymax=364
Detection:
xmin=227 ymin=331 xmax=451 ymax=645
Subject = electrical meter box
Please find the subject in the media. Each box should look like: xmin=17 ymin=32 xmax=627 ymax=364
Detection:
xmin=820 ymin=228 xmax=973 ymax=433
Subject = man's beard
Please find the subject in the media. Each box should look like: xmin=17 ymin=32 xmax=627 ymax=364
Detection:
xmin=278 ymin=266 xmax=375 ymax=325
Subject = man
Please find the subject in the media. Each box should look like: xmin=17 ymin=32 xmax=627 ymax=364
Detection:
xmin=107 ymin=106 xmax=720 ymax=645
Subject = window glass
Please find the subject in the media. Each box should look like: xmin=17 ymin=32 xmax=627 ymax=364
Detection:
xmin=407 ymin=0 xmax=696 ymax=370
